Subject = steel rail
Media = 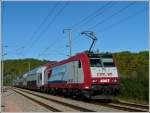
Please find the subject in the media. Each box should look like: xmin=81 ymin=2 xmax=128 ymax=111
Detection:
xmin=11 ymin=87 xmax=149 ymax=112
xmin=93 ymin=101 xmax=149 ymax=112
xmin=113 ymin=100 xmax=149 ymax=110
xmin=12 ymin=87 xmax=95 ymax=112
xmin=12 ymin=88 xmax=62 ymax=112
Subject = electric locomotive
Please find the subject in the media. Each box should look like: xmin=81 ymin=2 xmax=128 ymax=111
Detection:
xmin=44 ymin=51 xmax=120 ymax=99
xmin=13 ymin=51 xmax=119 ymax=100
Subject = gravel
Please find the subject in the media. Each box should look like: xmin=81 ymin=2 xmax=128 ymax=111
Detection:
xmin=16 ymin=87 xmax=125 ymax=112
xmin=2 ymin=88 xmax=51 ymax=112
xmin=3 ymin=87 xmax=125 ymax=112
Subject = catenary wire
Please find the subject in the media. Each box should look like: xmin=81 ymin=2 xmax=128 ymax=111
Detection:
xmin=23 ymin=2 xmax=59 ymax=53
xmin=73 ymin=6 xmax=146 ymax=51
xmin=87 ymin=1 xmax=136 ymax=30
xmin=28 ymin=2 xmax=69 ymax=51
xmin=39 ymin=2 xmax=113 ymax=56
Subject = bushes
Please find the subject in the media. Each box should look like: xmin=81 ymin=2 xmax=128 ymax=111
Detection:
xmin=113 ymin=51 xmax=149 ymax=104
xmin=118 ymin=76 xmax=149 ymax=104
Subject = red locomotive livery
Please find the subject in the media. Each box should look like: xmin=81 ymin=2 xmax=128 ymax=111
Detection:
xmin=13 ymin=51 xmax=120 ymax=99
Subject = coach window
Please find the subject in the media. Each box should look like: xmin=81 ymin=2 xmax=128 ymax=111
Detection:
xmin=78 ymin=60 xmax=81 ymax=68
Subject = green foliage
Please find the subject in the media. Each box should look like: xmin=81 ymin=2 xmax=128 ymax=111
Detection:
xmin=118 ymin=76 xmax=149 ymax=104
xmin=3 ymin=58 xmax=55 ymax=85
xmin=113 ymin=51 xmax=149 ymax=104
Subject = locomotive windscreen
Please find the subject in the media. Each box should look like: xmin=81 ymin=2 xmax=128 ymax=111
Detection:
xmin=103 ymin=62 xmax=115 ymax=67
xmin=88 ymin=53 xmax=115 ymax=67
xmin=88 ymin=53 xmax=118 ymax=79
xmin=90 ymin=58 xmax=102 ymax=67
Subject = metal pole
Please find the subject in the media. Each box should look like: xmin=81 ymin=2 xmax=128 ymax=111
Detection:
xmin=1 ymin=49 xmax=8 ymax=109
xmin=1 ymin=33 xmax=3 ymax=94
xmin=28 ymin=62 xmax=30 ymax=72
xmin=69 ymin=30 xmax=72 ymax=56
xmin=1 ymin=47 xmax=4 ymax=108
xmin=63 ymin=29 xmax=72 ymax=57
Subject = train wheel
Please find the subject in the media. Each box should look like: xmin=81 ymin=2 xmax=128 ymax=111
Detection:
xmin=62 ymin=89 xmax=69 ymax=98
xmin=51 ymin=89 xmax=56 ymax=95
xmin=100 ymin=99 xmax=112 ymax=103
xmin=73 ymin=90 xmax=81 ymax=100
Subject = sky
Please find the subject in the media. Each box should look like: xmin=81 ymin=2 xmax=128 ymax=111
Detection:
xmin=2 ymin=1 xmax=149 ymax=61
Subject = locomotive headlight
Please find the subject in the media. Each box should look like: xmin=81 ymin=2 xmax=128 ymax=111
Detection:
xmin=107 ymin=79 xmax=110 ymax=82
xmin=112 ymin=79 xmax=117 ymax=83
xmin=85 ymin=86 xmax=89 ymax=89
xmin=114 ymin=79 xmax=117 ymax=82
xmin=92 ymin=79 xmax=97 ymax=82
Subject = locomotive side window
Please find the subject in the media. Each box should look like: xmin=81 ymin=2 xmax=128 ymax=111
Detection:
xmin=38 ymin=73 xmax=42 ymax=81
xmin=90 ymin=58 xmax=102 ymax=67
xmin=78 ymin=60 xmax=81 ymax=68
xmin=40 ymin=73 xmax=42 ymax=80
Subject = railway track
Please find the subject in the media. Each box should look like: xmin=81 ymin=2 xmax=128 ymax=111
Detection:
xmin=11 ymin=87 xmax=96 ymax=112
xmin=112 ymin=100 xmax=149 ymax=111
xmin=11 ymin=87 xmax=149 ymax=112
xmin=93 ymin=100 xmax=149 ymax=112
xmin=12 ymin=88 xmax=65 ymax=112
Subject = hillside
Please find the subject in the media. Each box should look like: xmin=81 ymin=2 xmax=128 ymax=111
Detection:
xmin=113 ymin=51 xmax=149 ymax=104
xmin=3 ymin=58 xmax=56 ymax=85
xmin=3 ymin=51 xmax=149 ymax=104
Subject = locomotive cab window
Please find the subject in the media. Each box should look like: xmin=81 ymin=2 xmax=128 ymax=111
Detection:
xmin=90 ymin=58 xmax=102 ymax=67
xmin=103 ymin=62 xmax=115 ymax=67
xmin=102 ymin=58 xmax=115 ymax=67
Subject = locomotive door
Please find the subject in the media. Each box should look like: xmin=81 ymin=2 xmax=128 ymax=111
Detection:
xmin=73 ymin=61 xmax=79 ymax=83
xmin=37 ymin=73 xmax=42 ymax=86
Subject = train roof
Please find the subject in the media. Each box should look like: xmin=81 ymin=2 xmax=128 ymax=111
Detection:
xmin=26 ymin=66 xmax=47 ymax=76
xmin=41 ymin=51 xmax=113 ymax=69
xmin=22 ymin=73 xmax=28 ymax=78
xmin=42 ymin=62 xmax=57 ymax=67
xmin=76 ymin=51 xmax=113 ymax=58
xmin=87 ymin=52 xmax=113 ymax=58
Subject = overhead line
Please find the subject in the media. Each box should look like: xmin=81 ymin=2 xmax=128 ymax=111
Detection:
xmin=39 ymin=2 xmax=112 ymax=56
xmin=39 ymin=1 xmax=136 ymax=57
xmin=76 ymin=4 xmax=114 ymax=31
xmin=70 ymin=1 xmax=111 ymax=29
xmin=99 ymin=7 xmax=148 ymax=33
xmin=27 ymin=2 xmax=59 ymax=43
xmin=38 ymin=33 xmax=63 ymax=56
xmin=28 ymin=2 xmax=69 ymax=50
xmin=73 ymin=6 xmax=146 ymax=50
xmin=47 ymin=2 xmax=135 ymax=55
xmin=88 ymin=1 xmax=136 ymax=30
xmin=67 ymin=2 xmax=114 ymax=46
xmin=23 ymin=2 xmax=59 ymax=52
